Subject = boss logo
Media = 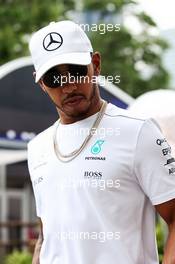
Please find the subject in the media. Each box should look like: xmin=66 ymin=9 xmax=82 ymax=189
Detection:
xmin=84 ymin=171 xmax=102 ymax=179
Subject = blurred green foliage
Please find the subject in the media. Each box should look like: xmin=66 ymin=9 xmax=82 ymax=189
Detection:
xmin=0 ymin=0 xmax=67 ymax=63
xmin=0 ymin=0 xmax=170 ymax=98
xmin=87 ymin=2 xmax=169 ymax=97
xmin=2 ymin=250 xmax=32 ymax=264
xmin=156 ymin=219 xmax=165 ymax=264
xmin=83 ymin=0 xmax=136 ymax=11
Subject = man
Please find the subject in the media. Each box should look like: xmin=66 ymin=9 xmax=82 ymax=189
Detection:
xmin=28 ymin=20 xmax=175 ymax=264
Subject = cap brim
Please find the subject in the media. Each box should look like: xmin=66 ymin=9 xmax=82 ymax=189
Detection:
xmin=35 ymin=52 xmax=92 ymax=83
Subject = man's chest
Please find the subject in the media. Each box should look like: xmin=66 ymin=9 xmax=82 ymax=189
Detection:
xmin=31 ymin=133 xmax=133 ymax=190
xmin=30 ymin=130 xmax=145 ymax=234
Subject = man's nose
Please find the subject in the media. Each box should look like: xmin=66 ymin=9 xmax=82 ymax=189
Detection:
xmin=61 ymin=83 xmax=77 ymax=93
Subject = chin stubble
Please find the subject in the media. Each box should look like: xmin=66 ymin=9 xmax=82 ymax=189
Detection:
xmin=47 ymin=84 xmax=97 ymax=118
xmin=64 ymin=84 xmax=97 ymax=118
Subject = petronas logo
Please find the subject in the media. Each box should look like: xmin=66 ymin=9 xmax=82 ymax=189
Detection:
xmin=91 ymin=140 xmax=105 ymax=155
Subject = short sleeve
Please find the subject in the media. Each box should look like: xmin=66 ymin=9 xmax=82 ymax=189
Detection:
xmin=134 ymin=119 xmax=175 ymax=205
xmin=27 ymin=142 xmax=41 ymax=217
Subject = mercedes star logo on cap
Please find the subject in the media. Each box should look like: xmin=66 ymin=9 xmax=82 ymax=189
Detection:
xmin=43 ymin=32 xmax=63 ymax=51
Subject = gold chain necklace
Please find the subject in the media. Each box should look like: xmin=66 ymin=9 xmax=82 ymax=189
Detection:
xmin=53 ymin=100 xmax=107 ymax=162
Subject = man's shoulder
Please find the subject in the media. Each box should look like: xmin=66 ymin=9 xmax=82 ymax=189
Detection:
xmin=106 ymin=103 xmax=146 ymax=125
xmin=105 ymin=103 xmax=161 ymax=136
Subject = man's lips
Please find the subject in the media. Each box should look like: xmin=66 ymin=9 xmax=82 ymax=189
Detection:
xmin=63 ymin=95 xmax=85 ymax=105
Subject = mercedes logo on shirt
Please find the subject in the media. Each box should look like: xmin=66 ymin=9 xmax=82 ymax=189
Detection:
xmin=43 ymin=32 xmax=63 ymax=51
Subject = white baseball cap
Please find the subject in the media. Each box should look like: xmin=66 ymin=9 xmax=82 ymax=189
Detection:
xmin=29 ymin=20 xmax=93 ymax=82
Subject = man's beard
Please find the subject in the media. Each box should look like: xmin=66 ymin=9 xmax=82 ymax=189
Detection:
xmin=49 ymin=84 xmax=97 ymax=118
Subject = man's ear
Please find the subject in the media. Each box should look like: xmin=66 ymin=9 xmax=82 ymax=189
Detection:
xmin=33 ymin=71 xmax=47 ymax=93
xmin=91 ymin=52 xmax=101 ymax=76
xmin=38 ymin=80 xmax=47 ymax=93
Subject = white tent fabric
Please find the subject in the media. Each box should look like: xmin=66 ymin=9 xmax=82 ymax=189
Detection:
xmin=128 ymin=89 xmax=175 ymax=118
xmin=128 ymin=89 xmax=175 ymax=156
xmin=0 ymin=149 xmax=27 ymax=166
